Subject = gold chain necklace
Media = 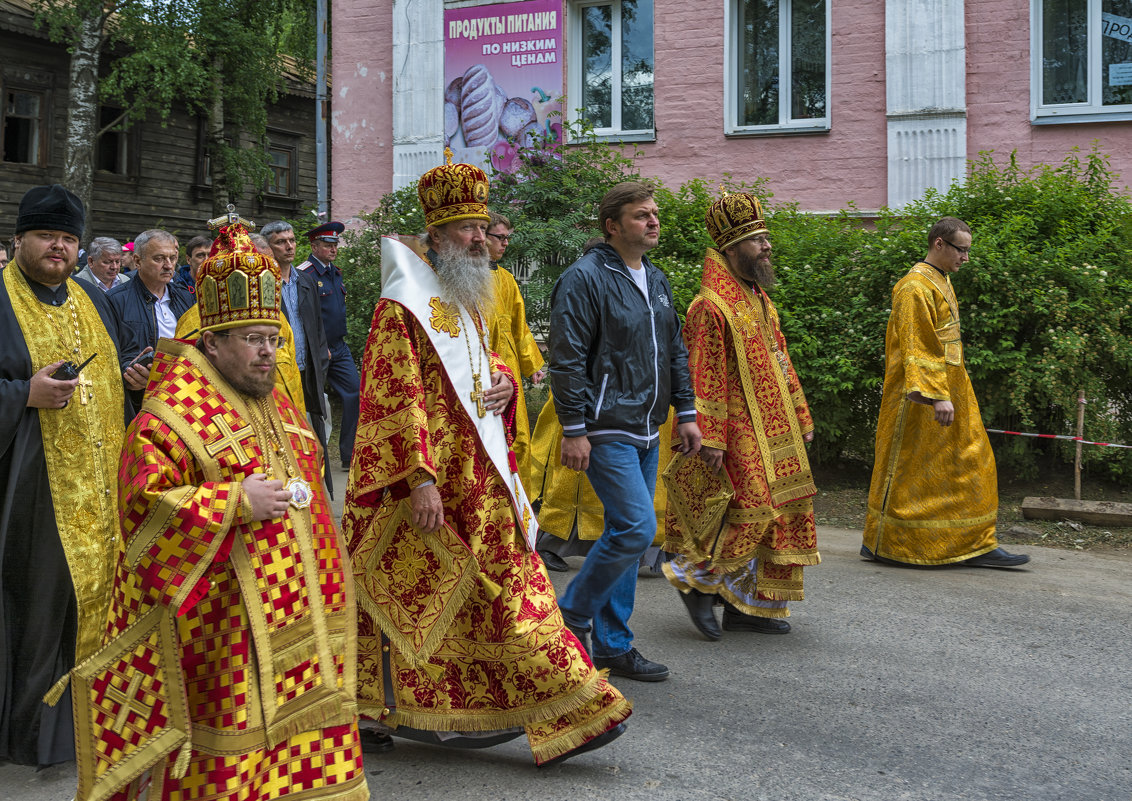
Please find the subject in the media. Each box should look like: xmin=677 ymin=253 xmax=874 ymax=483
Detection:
xmin=249 ymin=395 xmax=312 ymax=510
xmin=459 ymin=305 xmax=488 ymax=418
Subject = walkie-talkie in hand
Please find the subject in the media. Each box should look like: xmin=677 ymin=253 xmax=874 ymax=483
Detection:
xmin=51 ymin=352 xmax=97 ymax=381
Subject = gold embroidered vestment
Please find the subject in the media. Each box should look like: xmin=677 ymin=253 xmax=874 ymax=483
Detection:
xmin=344 ymin=293 xmax=630 ymax=765
xmin=74 ymin=341 xmax=365 ymax=801
xmin=863 ymin=263 xmax=999 ymax=564
xmin=663 ymin=249 xmax=819 ymax=602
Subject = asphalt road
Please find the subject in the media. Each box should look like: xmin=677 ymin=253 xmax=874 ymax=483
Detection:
xmin=4 ymin=475 xmax=1130 ymax=801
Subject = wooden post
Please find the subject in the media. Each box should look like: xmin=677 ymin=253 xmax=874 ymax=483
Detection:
xmin=1074 ymin=389 xmax=1085 ymax=501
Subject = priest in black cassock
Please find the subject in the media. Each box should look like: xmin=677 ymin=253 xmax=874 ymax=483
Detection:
xmin=0 ymin=185 xmax=130 ymax=766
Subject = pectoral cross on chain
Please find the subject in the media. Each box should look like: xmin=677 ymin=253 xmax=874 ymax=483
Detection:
xmin=470 ymin=373 xmax=487 ymax=418
xmin=76 ymin=371 xmax=94 ymax=405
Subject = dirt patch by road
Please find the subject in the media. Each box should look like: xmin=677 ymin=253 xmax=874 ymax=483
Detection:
xmin=811 ymin=460 xmax=1132 ymax=552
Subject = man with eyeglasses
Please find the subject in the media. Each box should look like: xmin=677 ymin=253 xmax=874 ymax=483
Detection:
xmin=75 ymin=219 xmax=368 ymax=801
xmin=862 ymin=216 xmax=1030 ymax=569
xmin=663 ymin=192 xmax=820 ymax=641
xmin=483 ymin=210 xmax=545 ymax=493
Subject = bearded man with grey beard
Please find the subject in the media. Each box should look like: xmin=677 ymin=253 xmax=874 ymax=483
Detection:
xmin=663 ymin=191 xmax=820 ymax=642
xmin=429 ymin=224 xmax=496 ymax=314
xmin=342 ymin=154 xmax=632 ymax=766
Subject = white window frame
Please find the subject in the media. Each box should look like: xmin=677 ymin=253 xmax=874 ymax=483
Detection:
xmin=567 ymin=0 xmax=655 ymax=141
xmin=1031 ymin=0 xmax=1132 ymax=123
xmin=724 ymin=0 xmax=831 ymax=135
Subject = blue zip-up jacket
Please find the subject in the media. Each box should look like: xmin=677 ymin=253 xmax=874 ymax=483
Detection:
xmin=548 ymin=243 xmax=696 ymax=447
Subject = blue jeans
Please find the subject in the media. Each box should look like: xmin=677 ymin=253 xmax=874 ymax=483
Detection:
xmin=558 ymin=441 xmax=660 ymax=658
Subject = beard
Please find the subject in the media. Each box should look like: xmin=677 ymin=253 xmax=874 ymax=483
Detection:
xmin=735 ymin=249 xmax=776 ymax=292
xmin=229 ymin=368 xmax=276 ymax=399
xmin=433 ymin=239 xmax=494 ymax=314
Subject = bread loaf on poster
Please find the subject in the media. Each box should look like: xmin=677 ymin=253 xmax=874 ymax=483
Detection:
xmin=460 ymin=64 xmax=503 ymax=147
xmin=500 ymin=97 xmax=536 ymax=138
xmin=445 ymin=77 xmax=463 ymax=108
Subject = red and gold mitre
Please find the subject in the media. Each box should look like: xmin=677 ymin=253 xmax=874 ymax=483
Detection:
xmin=705 ymin=191 xmax=769 ymax=251
xmin=196 ymin=206 xmax=281 ymax=333
xmin=418 ymin=147 xmax=490 ymax=228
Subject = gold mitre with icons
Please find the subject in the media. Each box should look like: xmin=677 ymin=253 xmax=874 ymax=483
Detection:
xmin=418 ymin=147 xmax=490 ymax=228
xmin=705 ymin=188 xmax=769 ymax=252
xmin=196 ymin=205 xmax=282 ymax=333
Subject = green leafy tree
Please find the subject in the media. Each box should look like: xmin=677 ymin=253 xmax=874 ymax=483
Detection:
xmin=35 ymin=0 xmax=315 ymax=218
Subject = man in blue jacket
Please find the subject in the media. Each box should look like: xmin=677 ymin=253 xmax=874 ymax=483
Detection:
xmin=107 ymin=228 xmax=194 ymax=409
xmin=548 ymin=181 xmax=702 ymax=682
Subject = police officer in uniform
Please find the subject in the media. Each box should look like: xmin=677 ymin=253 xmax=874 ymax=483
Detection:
xmin=298 ymin=221 xmax=360 ymax=469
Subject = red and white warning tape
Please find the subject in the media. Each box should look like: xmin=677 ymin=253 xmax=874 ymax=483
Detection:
xmin=985 ymin=429 xmax=1132 ymax=450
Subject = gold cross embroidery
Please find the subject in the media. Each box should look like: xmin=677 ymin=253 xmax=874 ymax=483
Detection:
xmin=282 ymin=420 xmax=319 ymax=455
xmin=204 ymin=417 xmax=255 ymax=465
xmin=76 ymin=371 xmax=94 ymax=405
xmin=470 ymin=373 xmax=487 ymax=418
xmin=733 ymin=301 xmax=761 ymax=339
xmin=104 ymin=671 xmax=147 ymax=734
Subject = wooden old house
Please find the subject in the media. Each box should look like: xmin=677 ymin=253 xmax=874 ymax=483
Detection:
xmin=0 ymin=0 xmax=321 ymax=248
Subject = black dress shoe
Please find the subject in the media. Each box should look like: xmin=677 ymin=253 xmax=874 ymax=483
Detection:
xmin=593 ymin=648 xmax=669 ymax=682
xmin=565 ymin=622 xmax=591 ymax=658
xmin=539 ymin=549 xmax=570 ymax=572
xmin=360 ymin=729 xmax=395 ymax=752
xmin=860 ymin=544 xmax=877 ymax=561
xmin=964 ymin=547 xmax=1030 ymax=568
xmin=678 ymin=588 xmax=722 ymax=640
xmin=539 ymin=723 xmax=627 ymax=767
xmin=721 ymin=605 xmax=791 ymax=634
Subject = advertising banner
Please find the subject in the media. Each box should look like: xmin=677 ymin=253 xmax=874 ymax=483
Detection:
xmin=444 ymin=0 xmax=563 ymax=173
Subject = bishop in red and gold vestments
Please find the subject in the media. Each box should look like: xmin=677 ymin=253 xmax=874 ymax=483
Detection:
xmin=343 ymin=153 xmax=630 ymax=767
xmin=664 ymin=192 xmax=820 ymax=639
xmin=70 ymin=218 xmax=367 ymax=801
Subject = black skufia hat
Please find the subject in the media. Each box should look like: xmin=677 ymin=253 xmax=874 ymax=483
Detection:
xmin=16 ymin=184 xmax=85 ymax=238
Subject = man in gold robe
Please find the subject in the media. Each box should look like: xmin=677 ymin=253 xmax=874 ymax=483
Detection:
xmin=862 ymin=217 xmax=1029 ymax=568
xmin=483 ymin=210 xmax=544 ymax=493
xmin=0 ymin=185 xmax=127 ymax=766
xmin=665 ymin=193 xmax=820 ymax=639
xmin=343 ymin=152 xmax=630 ymax=767
xmin=71 ymin=220 xmax=368 ymax=801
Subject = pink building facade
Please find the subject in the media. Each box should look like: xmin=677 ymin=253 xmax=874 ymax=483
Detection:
xmin=330 ymin=0 xmax=1132 ymax=218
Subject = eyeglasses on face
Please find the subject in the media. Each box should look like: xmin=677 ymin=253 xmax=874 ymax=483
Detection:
xmin=941 ymin=239 xmax=970 ymax=255
xmin=486 ymin=232 xmax=512 ymax=243
xmin=217 ymin=333 xmax=286 ymax=349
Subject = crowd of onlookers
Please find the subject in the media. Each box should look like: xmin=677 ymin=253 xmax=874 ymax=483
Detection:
xmin=2 ymin=221 xmax=358 ymax=467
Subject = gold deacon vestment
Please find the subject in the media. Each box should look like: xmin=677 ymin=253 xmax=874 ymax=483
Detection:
xmin=486 ymin=264 xmax=544 ymax=493
xmin=72 ymin=341 xmax=366 ymax=801
xmin=863 ymin=263 xmax=999 ymax=564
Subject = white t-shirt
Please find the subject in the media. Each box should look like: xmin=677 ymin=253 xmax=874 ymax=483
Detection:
xmin=628 ymin=264 xmax=649 ymax=301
